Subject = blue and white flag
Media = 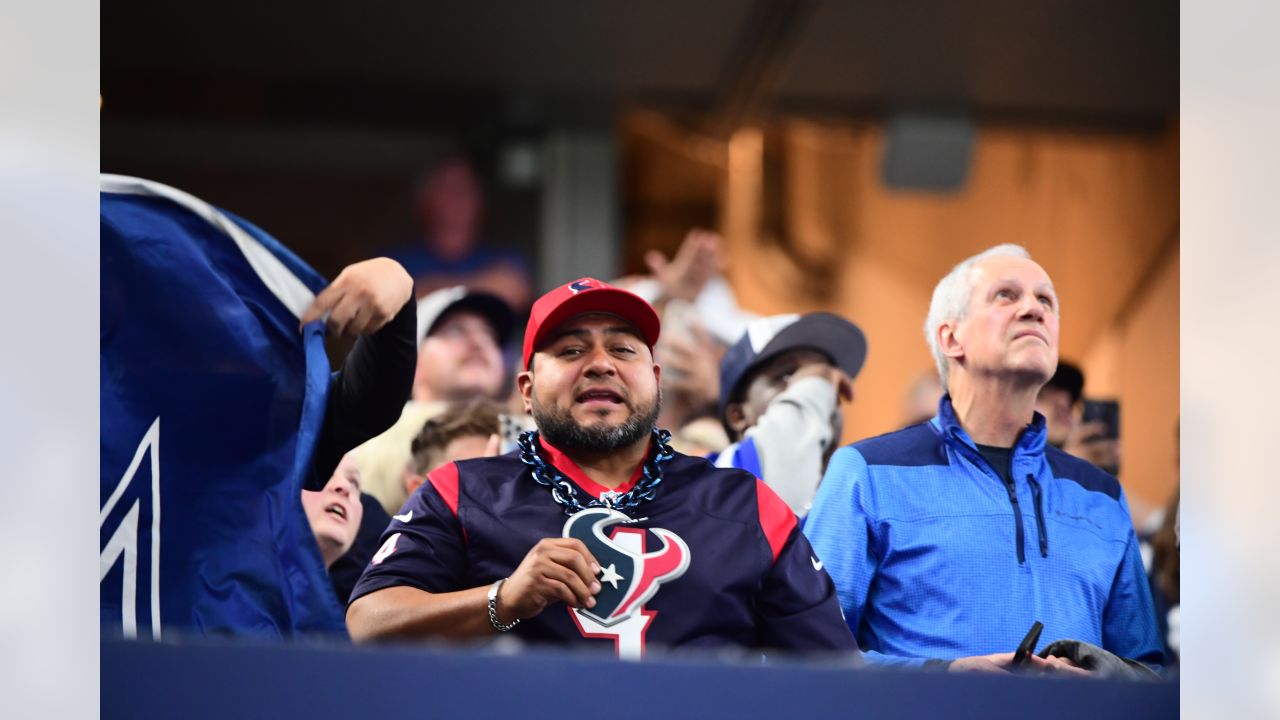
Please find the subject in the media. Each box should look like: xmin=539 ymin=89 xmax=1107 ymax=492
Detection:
xmin=100 ymin=175 xmax=346 ymax=638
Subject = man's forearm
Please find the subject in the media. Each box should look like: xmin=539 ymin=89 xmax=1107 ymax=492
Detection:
xmin=346 ymin=585 xmax=504 ymax=642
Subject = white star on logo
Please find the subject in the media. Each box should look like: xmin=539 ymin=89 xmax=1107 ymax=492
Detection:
xmin=598 ymin=563 xmax=625 ymax=590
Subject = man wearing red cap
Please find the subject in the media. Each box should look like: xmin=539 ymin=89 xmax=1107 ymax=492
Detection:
xmin=346 ymin=278 xmax=856 ymax=659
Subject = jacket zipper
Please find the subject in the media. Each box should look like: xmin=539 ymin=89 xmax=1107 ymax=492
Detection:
xmin=1002 ymin=475 xmax=1027 ymax=564
xmin=1028 ymin=475 xmax=1049 ymax=558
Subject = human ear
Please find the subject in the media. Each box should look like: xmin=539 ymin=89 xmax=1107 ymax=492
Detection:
xmin=724 ymin=402 xmax=749 ymax=439
xmin=516 ymin=370 xmax=535 ymax=413
xmin=938 ymin=322 xmax=964 ymax=361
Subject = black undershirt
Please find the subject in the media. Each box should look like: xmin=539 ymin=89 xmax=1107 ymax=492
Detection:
xmin=975 ymin=443 xmax=1014 ymax=486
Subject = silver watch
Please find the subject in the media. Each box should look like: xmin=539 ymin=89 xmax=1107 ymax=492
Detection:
xmin=487 ymin=578 xmax=520 ymax=632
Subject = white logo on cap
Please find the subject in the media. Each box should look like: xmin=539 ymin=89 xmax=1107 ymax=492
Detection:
xmin=745 ymin=314 xmax=801 ymax=353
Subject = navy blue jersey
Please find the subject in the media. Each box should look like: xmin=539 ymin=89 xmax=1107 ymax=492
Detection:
xmin=351 ymin=437 xmax=857 ymax=658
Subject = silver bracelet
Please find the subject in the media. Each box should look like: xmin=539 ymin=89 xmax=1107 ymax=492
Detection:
xmin=487 ymin=578 xmax=520 ymax=632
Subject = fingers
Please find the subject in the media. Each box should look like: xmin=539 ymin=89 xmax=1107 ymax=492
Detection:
xmin=1040 ymin=655 xmax=1094 ymax=677
xmin=539 ymin=553 xmax=600 ymax=608
xmin=509 ymin=538 xmax=602 ymax=618
xmin=788 ymin=364 xmax=853 ymax=402
xmin=299 ymin=282 xmax=341 ymax=328
xmin=948 ymin=655 xmax=1012 ymax=674
xmin=302 ymin=258 xmax=411 ymax=336
xmin=328 ymin=299 xmax=362 ymax=337
xmin=644 ymin=249 xmax=670 ymax=276
xmin=982 ymin=651 xmax=1016 ymax=667
xmin=1075 ymin=420 xmax=1108 ymax=442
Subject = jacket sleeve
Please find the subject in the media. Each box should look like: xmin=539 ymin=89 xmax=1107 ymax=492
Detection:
xmin=746 ymin=376 xmax=839 ymax=517
xmin=1102 ymin=492 xmax=1166 ymax=669
xmin=305 ymin=296 xmax=417 ymax=490
xmin=752 ymin=479 xmax=859 ymax=654
xmin=348 ymin=463 xmax=467 ymax=604
xmin=803 ymin=446 xmax=930 ymax=669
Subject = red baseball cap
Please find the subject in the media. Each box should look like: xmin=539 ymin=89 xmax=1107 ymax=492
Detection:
xmin=522 ymin=278 xmax=661 ymax=369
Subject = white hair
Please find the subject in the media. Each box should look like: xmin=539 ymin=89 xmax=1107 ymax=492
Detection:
xmin=923 ymin=244 xmax=1031 ymax=390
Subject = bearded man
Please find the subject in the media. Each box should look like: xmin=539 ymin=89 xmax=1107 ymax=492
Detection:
xmin=346 ymin=278 xmax=855 ymax=659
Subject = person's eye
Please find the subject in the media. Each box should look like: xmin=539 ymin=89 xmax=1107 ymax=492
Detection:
xmin=557 ymin=346 xmax=583 ymax=357
xmin=612 ymin=345 xmax=637 ymax=355
xmin=994 ymin=288 xmax=1015 ymax=301
xmin=1038 ymin=295 xmax=1054 ymax=309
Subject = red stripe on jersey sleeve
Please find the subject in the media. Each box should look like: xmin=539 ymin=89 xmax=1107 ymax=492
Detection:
xmin=427 ymin=462 xmax=461 ymax=518
xmin=756 ymin=478 xmax=796 ymax=563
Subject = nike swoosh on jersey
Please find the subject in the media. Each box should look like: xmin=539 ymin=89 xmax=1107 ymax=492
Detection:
xmin=393 ymin=510 xmax=413 ymax=523
xmin=810 ymin=556 xmax=824 ymax=571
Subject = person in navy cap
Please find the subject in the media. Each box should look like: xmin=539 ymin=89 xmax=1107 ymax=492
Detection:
xmin=715 ymin=313 xmax=867 ymax=518
xmin=346 ymin=278 xmax=856 ymax=659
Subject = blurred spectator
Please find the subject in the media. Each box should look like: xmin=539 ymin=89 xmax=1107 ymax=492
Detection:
xmin=1146 ymin=486 xmax=1180 ymax=663
xmin=715 ymin=313 xmax=867 ymax=518
xmin=616 ymin=228 xmax=757 ymax=346
xmin=901 ymin=370 xmax=944 ymax=427
xmin=301 ymin=452 xmax=366 ymax=570
xmin=404 ymin=399 xmax=505 ymax=497
xmin=329 ymin=492 xmax=394 ymax=606
xmin=667 ymin=415 xmax=730 ymax=458
xmin=1034 ymin=361 xmax=1121 ymax=479
xmin=1035 ymin=361 xmax=1084 ymax=446
xmin=1141 ymin=421 xmax=1180 ymax=664
xmin=412 ymin=286 xmax=514 ymax=404
xmin=356 ymin=286 xmax=515 ymax=515
xmin=385 ymin=154 xmax=533 ymax=310
xmin=614 ymin=229 xmax=753 ymax=436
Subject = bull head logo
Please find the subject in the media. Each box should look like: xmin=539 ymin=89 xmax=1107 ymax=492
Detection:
xmin=562 ymin=508 xmax=690 ymax=627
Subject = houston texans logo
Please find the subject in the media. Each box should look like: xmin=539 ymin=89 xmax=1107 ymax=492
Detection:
xmin=562 ymin=508 xmax=690 ymax=627
xmin=568 ymin=279 xmax=596 ymax=294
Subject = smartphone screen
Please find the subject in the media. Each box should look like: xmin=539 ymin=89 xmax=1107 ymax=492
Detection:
xmin=1081 ymin=399 xmax=1120 ymax=440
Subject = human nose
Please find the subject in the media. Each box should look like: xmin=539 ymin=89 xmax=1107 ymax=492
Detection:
xmin=582 ymin=345 xmax=617 ymax=376
xmin=1017 ymin=293 xmax=1045 ymax=321
xmin=461 ymin=327 xmax=489 ymax=351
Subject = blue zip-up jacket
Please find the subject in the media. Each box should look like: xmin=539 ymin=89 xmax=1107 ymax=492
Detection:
xmin=804 ymin=395 xmax=1163 ymax=669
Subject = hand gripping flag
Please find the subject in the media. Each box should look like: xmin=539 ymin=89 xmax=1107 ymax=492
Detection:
xmin=100 ymin=175 xmax=346 ymax=638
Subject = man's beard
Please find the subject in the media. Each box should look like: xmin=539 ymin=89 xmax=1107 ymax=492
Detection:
xmin=532 ymin=391 xmax=661 ymax=454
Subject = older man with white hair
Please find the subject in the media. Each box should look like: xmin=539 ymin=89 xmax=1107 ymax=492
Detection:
xmin=804 ymin=244 xmax=1162 ymax=675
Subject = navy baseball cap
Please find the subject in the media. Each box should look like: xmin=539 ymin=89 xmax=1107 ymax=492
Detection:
xmin=1044 ymin=360 xmax=1085 ymax=405
xmin=416 ymin=286 xmax=516 ymax=347
xmin=718 ymin=312 xmax=868 ymax=419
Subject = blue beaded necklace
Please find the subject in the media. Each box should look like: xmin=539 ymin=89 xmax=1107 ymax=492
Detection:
xmin=516 ymin=428 xmax=674 ymax=516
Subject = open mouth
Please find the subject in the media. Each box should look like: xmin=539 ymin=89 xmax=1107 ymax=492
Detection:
xmin=325 ymin=503 xmax=348 ymax=521
xmin=575 ymin=388 xmax=625 ymax=405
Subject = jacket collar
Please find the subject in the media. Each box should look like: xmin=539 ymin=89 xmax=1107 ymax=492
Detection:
xmin=932 ymin=393 xmax=1048 ymax=459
